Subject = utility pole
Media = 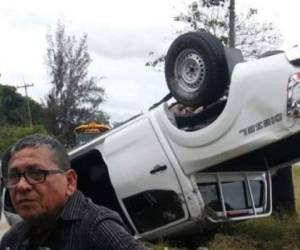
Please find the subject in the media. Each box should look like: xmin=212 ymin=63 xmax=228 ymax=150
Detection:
xmin=229 ymin=0 xmax=235 ymax=48
xmin=16 ymin=81 xmax=34 ymax=128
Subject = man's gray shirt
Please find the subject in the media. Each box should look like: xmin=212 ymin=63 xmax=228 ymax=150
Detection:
xmin=0 ymin=190 xmax=147 ymax=250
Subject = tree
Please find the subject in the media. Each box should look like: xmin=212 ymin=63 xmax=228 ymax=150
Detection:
xmin=0 ymin=84 xmax=47 ymax=157
xmin=45 ymin=23 xmax=109 ymax=145
xmin=177 ymin=1 xmax=282 ymax=58
xmin=146 ymin=0 xmax=282 ymax=67
xmin=0 ymin=125 xmax=46 ymax=158
xmin=0 ymin=84 xmax=44 ymax=127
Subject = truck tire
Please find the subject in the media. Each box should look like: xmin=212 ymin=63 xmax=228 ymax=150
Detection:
xmin=165 ymin=32 xmax=229 ymax=107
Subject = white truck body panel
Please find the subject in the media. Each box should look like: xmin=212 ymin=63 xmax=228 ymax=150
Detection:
xmin=155 ymin=53 xmax=300 ymax=174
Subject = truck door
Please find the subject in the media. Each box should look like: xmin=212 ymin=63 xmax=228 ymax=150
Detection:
xmin=104 ymin=118 xmax=188 ymax=235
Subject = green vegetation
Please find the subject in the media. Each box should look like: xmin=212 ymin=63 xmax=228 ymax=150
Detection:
xmin=0 ymin=125 xmax=46 ymax=157
xmin=0 ymin=83 xmax=47 ymax=156
xmin=209 ymin=214 xmax=300 ymax=250
xmin=0 ymin=84 xmax=44 ymax=127
xmin=151 ymin=214 xmax=300 ymax=250
xmin=0 ymin=21 xmax=109 ymax=148
xmin=293 ymin=165 xmax=300 ymax=213
xmin=45 ymin=23 xmax=108 ymax=146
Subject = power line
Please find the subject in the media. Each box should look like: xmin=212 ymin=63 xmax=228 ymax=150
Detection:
xmin=16 ymin=81 xmax=34 ymax=128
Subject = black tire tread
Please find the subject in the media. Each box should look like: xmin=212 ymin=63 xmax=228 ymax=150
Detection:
xmin=165 ymin=31 xmax=229 ymax=106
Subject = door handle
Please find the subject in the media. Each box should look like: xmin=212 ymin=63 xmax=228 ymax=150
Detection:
xmin=150 ymin=165 xmax=167 ymax=174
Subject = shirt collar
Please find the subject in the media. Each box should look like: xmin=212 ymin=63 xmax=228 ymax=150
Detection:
xmin=59 ymin=190 xmax=87 ymax=221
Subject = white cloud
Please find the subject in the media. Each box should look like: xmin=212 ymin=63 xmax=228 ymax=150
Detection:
xmin=87 ymin=25 xmax=172 ymax=60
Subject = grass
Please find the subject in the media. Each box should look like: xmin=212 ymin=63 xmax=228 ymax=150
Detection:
xmin=293 ymin=165 xmax=300 ymax=213
xmin=151 ymin=215 xmax=300 ymax=250
xmin=211 ymin=214 xmax=300 ymax=250
xmin=150 ymin=166 xmax=300 ymax=250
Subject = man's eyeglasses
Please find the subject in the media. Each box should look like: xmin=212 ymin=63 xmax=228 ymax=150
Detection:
xmin=3 ymin=169 xmax=66 ymax=188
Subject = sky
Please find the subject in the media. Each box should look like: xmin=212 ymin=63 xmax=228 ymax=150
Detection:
xmin=0 ymin=0 xmax=300 ymax=123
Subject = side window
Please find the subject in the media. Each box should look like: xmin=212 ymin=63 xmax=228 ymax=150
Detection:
xmin=123 ymin=190 xmax=185 ymax=233
xmin=198 ymin=180 xmax=264 ymax=214
xmin=197 ymin=183 xmax=220 ymax=211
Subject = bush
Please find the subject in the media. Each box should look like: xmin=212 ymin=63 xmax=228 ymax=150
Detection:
xmin=0 ymin=125 xmax=47 ymax=157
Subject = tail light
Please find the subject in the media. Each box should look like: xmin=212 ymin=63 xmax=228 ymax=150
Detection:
xmin=287 ymin=73 xmax=300 ymax=117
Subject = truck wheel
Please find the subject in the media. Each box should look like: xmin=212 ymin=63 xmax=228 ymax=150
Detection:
xmin=165 ymin=32 xmax=229 ymax=107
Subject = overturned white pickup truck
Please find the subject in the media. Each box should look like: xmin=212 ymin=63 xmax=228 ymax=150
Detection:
xmin=68 ymin=32 xmax=300 ymax=239
xmin=4 ymin=32 xmax=300 ymax=239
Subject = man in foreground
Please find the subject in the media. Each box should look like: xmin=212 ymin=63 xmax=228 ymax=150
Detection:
xmin=0 ymin=134 xmax=147 ymax=250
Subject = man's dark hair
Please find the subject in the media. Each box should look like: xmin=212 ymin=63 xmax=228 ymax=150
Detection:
xmin=1 ymin=134 xmax=70 ymax=177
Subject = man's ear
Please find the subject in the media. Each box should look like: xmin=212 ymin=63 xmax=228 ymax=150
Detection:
xmin=65 ymin=169 xmax=77 ymax=196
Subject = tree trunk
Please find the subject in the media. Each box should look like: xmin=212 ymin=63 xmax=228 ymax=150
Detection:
xmin=228 ymin=0 xmax=235 ymax=48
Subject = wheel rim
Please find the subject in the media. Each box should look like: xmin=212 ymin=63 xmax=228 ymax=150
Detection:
xmin=175 ymin=49 xmax=206 ymax=93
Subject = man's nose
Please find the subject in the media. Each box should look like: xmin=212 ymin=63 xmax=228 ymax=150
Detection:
xmin=14 ymin=176 xmax=33 ymax=191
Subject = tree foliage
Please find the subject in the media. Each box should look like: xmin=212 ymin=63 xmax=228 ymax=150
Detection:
xmin=0 ymin=125 xmax=46 ymax=158
xmin=0 ymin=84 xmax=44 ymax=127
xmin=174 ymin=0 xmax=282 ymax=58
xmin=146 ymin=0 xmax=282 ymax=67
xmin=45 ymin=23 xmax=109 ymax=145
